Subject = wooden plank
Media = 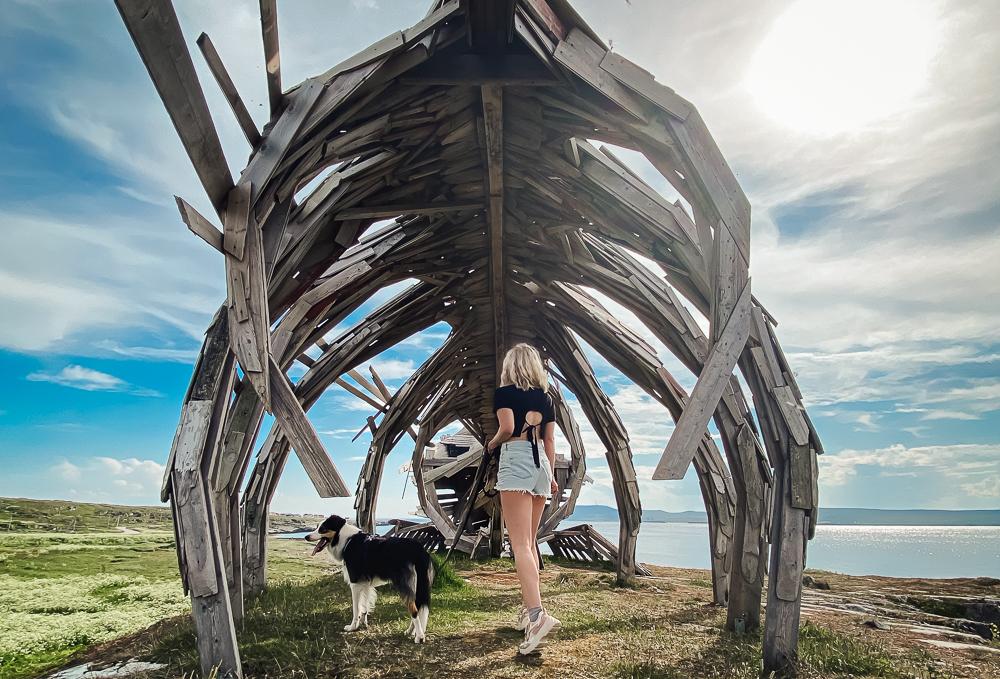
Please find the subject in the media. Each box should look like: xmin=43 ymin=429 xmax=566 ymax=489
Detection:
xmin=114 ymin=0 xmax=234 ymax=215
xmin=259 ymin=0 xmax=282 ymax=115
xmin=346 ymin=368 xmax=383 ymax=401
xmin=664 ymin=109 xmax=750 ymax=261
xmin=222 ymin=180 xmax=251 ymax=261
xmin=789 ymin=441 xmax=813 ymax=510
xmin=268 ymin=356 xmax=349 ymax=497
xmin=223 ymin=182 xmax=271 ymax=405
xmin=335 ymin=377 xmax=385 ymax=411
xmin=521 ymin=0 xmax=568 ymax=41
xmin=599 ymin=51 xmax=692 ymax=121
xmin=175 ymin=196 xmax=223 ymax=253
xmin=773 ymin=386 xmax=810 ymax=446
xmin=711 ymin=220 xmax=746 ymax=341
xmin=241 ymin=77 xmax=325 ymax=207
xmin=334 ymin=201 xmax=484 ymax=220
xmin=317 ymin=0 xmax=461 ymax=83
xmin=652 ymin=282 xmax=751 ymax=480
xmin=553 ymin=28 xmax=645 ymax=121
xmin=196 ymin=33 xmax=262 ymax=148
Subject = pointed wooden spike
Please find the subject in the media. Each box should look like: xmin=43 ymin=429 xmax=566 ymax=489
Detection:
xmin=175 ymin=196 xmax=224 ymax=253
xmin=259 ymin=0 xmax=282 ymax=115
xmin=196 ymin=32 xmax=263 ymax=148
xmin=115 ymin=0 xmax=234 ymax=215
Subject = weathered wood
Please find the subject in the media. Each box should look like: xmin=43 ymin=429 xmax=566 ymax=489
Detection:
xmin=335 ymin=201 xmax=484 ymax=220
xmin=115 ymin=0 xmax=234 ymax=215
xmin=259 ymin=0 xmax=282 ymax=115
xmin=223 ymin=182 xmax=271 ymax=406
xmin=268 ymin=357 xmax=349 ymax=497
xmin=124 ymin=1 xmax=826 ymax=672
xmin=176 ymin=196 xmax=224 ymax=253
xmin=653 ymin=282 xmax=752 ymax=480
xmin=196 ymin=33 xmax=262 ymax=148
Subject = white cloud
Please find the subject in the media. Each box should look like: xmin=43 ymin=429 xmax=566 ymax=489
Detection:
xmin=49 ymin=456 xmax=166 ymax=502
xmin=26 ymin=364 xmax=160 ymax=396
xmin=93 ymin=340 xmax=199 ymax=363
xmin=0 ymin=210 xmax=222 ymax=353
xmin=52 ymin=459 xmax=82 ymax=482
xmin=367 ymin=358 xmax=415 ymax=381
xmin=820 ymin=443 xmax=1000 ymax=491
xmin=962 ymin=477 xmax=1000 ymax=498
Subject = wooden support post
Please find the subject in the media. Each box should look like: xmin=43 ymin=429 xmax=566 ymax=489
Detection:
xmin=166 ymin=309 xmax=241 ymax=678
xmin=763 ymin=439 xmax=808 ymax=676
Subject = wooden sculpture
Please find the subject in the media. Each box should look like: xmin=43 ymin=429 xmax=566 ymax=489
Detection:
xmin=116 ymin=1 xmax=822 ymax=676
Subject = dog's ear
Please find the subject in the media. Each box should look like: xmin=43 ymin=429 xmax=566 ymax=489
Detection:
xmin=318 ymin=514 xmax=347 ymax=535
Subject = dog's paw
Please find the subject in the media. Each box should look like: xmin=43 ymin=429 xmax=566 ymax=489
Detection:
xmin=343 ymin=622 xmax=360 ymax=632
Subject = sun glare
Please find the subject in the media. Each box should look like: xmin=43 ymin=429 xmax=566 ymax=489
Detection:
xmin=746 ymin=0 xmax=941 ymax=135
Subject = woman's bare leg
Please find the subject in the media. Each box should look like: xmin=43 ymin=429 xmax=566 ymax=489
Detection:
xmin=500 ymin=490 xmax=540 ymax=609
xmin=530 ymin=493 xmax=546 ymax=590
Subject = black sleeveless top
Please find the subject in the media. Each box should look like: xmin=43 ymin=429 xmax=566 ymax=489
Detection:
xmin=493 ymin=385 xmax=555 ymax=467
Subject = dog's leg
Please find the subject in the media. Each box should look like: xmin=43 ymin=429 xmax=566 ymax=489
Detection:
xmin=360 ymin=584 xmax=376 ymax=627
xmin=344 ymin=582 xmax=363 ymax=632
xmin=414 ymin=604 xmax=429 ymax=643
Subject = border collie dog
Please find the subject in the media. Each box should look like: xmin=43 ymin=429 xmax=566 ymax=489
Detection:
xmin=305 ymin=514 xmax=434 ymax=643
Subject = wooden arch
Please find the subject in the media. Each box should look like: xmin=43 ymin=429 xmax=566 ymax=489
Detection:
xmin=116 ymin=0 xmax=823 ymax=676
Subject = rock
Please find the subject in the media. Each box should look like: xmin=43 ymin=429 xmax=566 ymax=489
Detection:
xmin=955 ymin=619 xmax=995 ymax=641
xmin=46 ymin=660 xmax=166 ymax=679
xmin=965 ymin=600 xmax=1000 ymax=625
xmin=917 ymin=639 xmax=1000 ymax=655
xmin=802 ymin=575 xmax=831 ymax=590
xmin=864 ymin=618 xmax=891 ymax=631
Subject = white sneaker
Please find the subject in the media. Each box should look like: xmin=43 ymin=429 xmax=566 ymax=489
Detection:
xmin=518 ymin=609 xmax=561 ymax=654
xmin=515 ymin=605 xmax=529 ymax=631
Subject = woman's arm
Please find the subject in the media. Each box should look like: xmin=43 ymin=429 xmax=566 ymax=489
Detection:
xmin=543 ymin=421 xmax=558 ymax=496
xmin=542 ymin=421 xmax=556 ymax=469
xmin=486 ymin=408 xmax=514 ymax=452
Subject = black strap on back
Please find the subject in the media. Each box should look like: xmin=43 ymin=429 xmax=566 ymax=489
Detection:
xmin=521 ymin=421 xmax=541 ymax=468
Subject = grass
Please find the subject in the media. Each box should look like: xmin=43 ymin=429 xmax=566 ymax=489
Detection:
xmin=0 ymin=496 xmax=326 ymax=536
xmin=0 ymin=522 xmax=984 ymax=679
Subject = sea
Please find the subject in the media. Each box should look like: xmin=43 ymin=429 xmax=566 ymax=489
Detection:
xmin=283 ymin=521 xmax=1000 ymax=578
xmin=555 ymin=521 xmax=1000 ymax=579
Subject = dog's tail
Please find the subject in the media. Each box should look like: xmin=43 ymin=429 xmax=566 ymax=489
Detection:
xmin=415 ymin=554 xmax=433 ymax=611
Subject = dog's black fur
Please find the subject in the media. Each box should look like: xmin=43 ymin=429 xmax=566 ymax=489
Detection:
xmin=306 ymin=514 xmax=434 ymax=642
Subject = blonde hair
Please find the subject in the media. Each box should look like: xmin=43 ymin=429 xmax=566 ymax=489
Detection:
xmin=500 ymin=343 xmax=548 ymax=391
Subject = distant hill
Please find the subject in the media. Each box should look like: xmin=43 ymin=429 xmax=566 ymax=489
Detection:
xmin=0 ymin=496 xmax=325 ymax=534
xmin=568 ymin=504 xmax=1000 ymax=526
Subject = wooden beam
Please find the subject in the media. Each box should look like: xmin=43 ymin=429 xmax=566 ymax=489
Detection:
xmin=465 ymin=0 xmax=516 ymax=51
xmin=175 ymin=196 xmax=224 ymax=253
xmin=400 ymin=53 xmax=558 ymax=86
xmin=115 ymin=0 xmax=234 ymax=215
xmin=196 ymin=33 xmax=262 ymax=148
xmin=334 ymin=201 xmax=484 ymax=220
xmin=268 ymin=356 xmax=350 ymax=497
xmin=259 ymin=0 xmax=282 ymax=115
xmin=223 ymin=182 xmax=271 ymax=406
xmin=652 ymin=281 xmax=752 ymax=480
xmin=482 ymin=84 xmax=506 ymax=383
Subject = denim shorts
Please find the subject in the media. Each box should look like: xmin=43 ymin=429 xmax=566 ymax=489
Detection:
xmin=495 ymin=439 xmax=551 ymax=498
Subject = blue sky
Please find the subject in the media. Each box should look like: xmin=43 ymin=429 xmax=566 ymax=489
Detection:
xmin=0 ymin=0 xmax=998 ymax=518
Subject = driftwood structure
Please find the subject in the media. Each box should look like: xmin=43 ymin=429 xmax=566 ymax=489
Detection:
xmin=116 ymin=0 xmax=822 ymax=676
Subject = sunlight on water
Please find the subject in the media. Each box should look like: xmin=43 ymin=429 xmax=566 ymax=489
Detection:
xmin=551 ymin=522 xmax=1000 ymax=578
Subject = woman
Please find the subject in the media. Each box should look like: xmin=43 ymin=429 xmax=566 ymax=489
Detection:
xmin=485 ymin=342 xmax=562 ymax=654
